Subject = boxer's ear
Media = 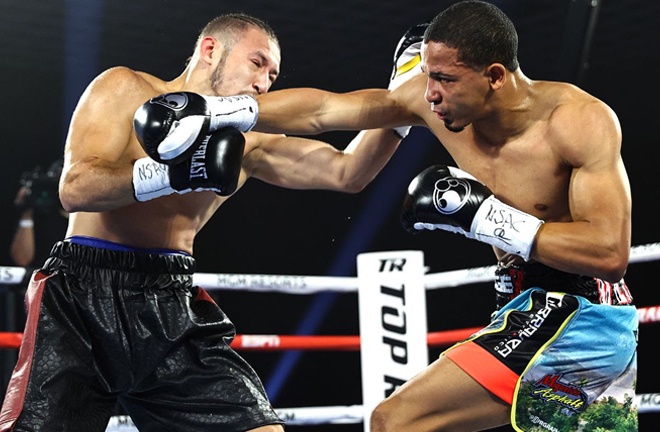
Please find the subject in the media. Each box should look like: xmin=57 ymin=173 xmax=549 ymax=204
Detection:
xmin=486 ymin=63 xmax=506 ymax=91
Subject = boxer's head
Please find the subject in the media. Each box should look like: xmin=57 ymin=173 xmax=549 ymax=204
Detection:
xmin=190 ymin=13 xmax=281 ymax=97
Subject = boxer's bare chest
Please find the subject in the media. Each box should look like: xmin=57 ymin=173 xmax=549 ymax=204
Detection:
xmin=436 ymin=122 xmax=572 ymax=222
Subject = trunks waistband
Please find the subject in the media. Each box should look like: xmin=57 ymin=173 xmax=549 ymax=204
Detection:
xmin=494 ymin=262 xmax=633 ymax=309
xmin=45 ymin=238 xmax=196 ymax=275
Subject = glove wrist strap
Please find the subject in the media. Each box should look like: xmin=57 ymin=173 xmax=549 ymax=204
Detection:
xmin=470 ymin=196 xmax=544 ymax=261
xmin=205 ymin=95 xmax=259 ymax=132
xmin=132 ymin=157 xmax=176 ymax=202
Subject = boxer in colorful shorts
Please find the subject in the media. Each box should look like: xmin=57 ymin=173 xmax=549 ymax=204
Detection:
xmin=247 ymin=1 xmax=638 ymax=430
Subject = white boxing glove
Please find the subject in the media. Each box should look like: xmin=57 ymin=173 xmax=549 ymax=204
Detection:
xmin=388 ymin=23 xmax=428 ymax=139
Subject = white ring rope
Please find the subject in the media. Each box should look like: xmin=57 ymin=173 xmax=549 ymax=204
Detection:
xmin=1 ymin=242 xmax=658 ymax=292
xmin=174 ymin=241 xmax=660 ymax=292
xmin=187 ymin=241 xmax=660 ymax=292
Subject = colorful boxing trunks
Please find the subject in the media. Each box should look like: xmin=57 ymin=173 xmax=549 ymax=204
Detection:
xmin=0 ymin=237 xmax=282 ymax=432
xmin=444 ymin=263 xmax=638 ymax=432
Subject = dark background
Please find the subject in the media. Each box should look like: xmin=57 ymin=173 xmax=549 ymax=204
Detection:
xmin=1 ymin=0 xmax=659 ymax=430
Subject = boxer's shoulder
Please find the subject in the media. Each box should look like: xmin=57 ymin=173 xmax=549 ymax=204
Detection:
xmin=89 ymin=67 xmax=165 ymax=102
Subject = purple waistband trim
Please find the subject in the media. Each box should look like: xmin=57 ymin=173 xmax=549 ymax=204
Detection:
xmin=65 ymin=235 xmax=190 ymax=256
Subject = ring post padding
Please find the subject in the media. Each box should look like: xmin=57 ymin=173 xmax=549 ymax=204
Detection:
xmin=357 ymin=250 xmax=428 ymax=432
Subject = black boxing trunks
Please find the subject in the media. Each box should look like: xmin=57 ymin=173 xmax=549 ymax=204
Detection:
xmin=0 ymin=237 xmax=282 ymax=432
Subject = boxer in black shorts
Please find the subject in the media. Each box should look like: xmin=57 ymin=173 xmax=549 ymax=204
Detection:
xmin=0 ymin=12 xmax=405 ymax=432
xmin=2 ymin=238 xmax=280 ymax=431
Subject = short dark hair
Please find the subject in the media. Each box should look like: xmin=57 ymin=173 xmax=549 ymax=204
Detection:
xmin=197 ymin=13 xmax=279 ymax=53
xmin=424 ymin=1 xmax=519 ymax=71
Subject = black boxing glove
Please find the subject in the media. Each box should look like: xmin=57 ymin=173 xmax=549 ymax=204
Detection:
xmin=401 ymin=165 xmax=543 ymax=261
xmin=133 ymin=91 xmax=258 ymax=165
xmin=132 ymin=127 xmax=245 ymax=202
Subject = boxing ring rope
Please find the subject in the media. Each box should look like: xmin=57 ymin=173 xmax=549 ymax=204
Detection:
xmin=1 ymin=242 xmax=660 ymax=428
xmin=0 ymin=242 xmax=659 ymax=292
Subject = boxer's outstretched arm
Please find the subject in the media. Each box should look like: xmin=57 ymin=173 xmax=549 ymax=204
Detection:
xmin=255 ymin=23 xmax=426 ymax=137
xmin=255 ymin=87 xmax=418 ymax=135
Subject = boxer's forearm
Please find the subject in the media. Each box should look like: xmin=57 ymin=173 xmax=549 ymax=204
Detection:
xmin=255 ymin=88 xmax=400 ymax=135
